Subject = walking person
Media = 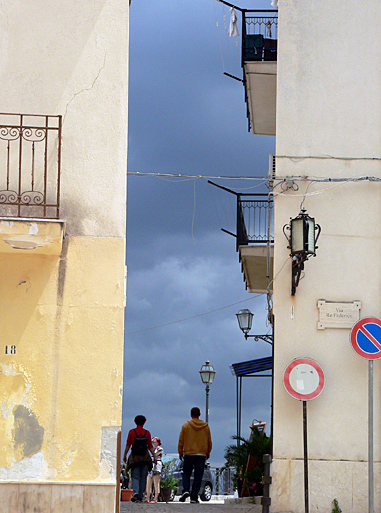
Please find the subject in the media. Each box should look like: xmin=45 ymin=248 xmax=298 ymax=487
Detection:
xmin=178 ymin=407 xmax=212 ymax=504
xmin=144 ymin=436 xmax=163 ymax=503
xmin=123 ymin=415 xmax=156 ymax=503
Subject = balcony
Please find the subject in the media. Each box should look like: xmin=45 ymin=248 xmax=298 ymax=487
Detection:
xmin=0 ymin=113 xmax=62 ymax=219
xmin=236 ymin=193 xmax=274 ymax=293
xmin=242 ymin=10 xmax=278 ymax=135
xmin=0 ymin=114 xmax=65 ymax=254
xmin=210 ymin=179 xmax=274 ymax=294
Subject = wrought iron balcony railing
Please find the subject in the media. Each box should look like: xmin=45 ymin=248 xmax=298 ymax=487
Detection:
xmin=208 ymin=180 xmax=273 ymax=250
xmin=242 ymin=10 xmax=278 ymax=65
xmin=0 ymin=113 xmax=62 ymax=219
xmin=237 ymin=193 xmax=274 ymax=250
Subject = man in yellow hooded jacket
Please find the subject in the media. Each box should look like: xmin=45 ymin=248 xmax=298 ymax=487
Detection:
xmin=178 ymin=407 xmax=212 ymax=503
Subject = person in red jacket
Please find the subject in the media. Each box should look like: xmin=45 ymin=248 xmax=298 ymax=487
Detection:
xmin=178 ymin=407 xmax=212 ymax=503
xmin=123 ymin=415 xmax=156 ymax=503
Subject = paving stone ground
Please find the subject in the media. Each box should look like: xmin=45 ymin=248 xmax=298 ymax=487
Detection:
xmin=120 ymin=497 xmax=262 ymax=513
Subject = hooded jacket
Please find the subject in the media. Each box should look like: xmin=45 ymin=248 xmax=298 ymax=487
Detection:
xmin=178 ymin=418 xmax=212 ymax=458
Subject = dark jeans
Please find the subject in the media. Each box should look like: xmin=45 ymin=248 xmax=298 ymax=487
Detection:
xmin=182 ymin=455 xmax=206 ymax=501
xmin=131 ymin=463 xmax=150 ymax=501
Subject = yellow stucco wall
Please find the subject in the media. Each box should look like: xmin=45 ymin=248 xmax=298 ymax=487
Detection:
xmin=0 ymin=2 xmax=128 ymax=509
xmin=0 ymin=235 xmax=125 ymax=481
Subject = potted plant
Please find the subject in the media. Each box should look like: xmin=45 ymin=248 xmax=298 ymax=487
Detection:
xmin=120 ymin=463 xmax=134 ymax=502
xmin=224 ymin=426 xmax=271 ymax=497
xmin=160 ymin=458 xmax=178 ymax=502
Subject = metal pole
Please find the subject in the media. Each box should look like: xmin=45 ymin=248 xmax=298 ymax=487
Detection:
xmin=270 ymin=323 xmax=274 ymax=456
xmin=369 ymin=360 xmax=374 ymax=513
xmin=205 ymin=383 xmax=210 ymax=423
xmin=238 ymin=377 xmax=242 ymax=443
xmin=267 ymin=161 xmax=274 ymax=456
xmin=262 ymin=454 xmax=272 ymax=513
xmin=303 ymin=401 xmax=309 ymax=513
xmin=116 ymin=430 xmax=121 ymax=513
xmin=236 ymin=376 xmax=239 ymax=446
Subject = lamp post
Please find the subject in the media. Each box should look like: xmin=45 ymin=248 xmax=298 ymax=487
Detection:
xmin=199 ymin=360 xmax=216 ymax=423
xmin=236 ymin=308 xmax=274 ymax=454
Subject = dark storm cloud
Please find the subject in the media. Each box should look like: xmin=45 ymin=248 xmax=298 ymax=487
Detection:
xmin=124 ymin=0 xmax=275 ymax=465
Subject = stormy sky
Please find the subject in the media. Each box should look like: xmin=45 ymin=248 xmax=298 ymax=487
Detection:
xmin=123 ymin=0 xmax=276 ymax=466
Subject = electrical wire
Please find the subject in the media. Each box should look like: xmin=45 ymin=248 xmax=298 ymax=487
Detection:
xmin=127 ymin=171 xmax=381 ymax=182
xmin=124 ymin=256 xmax=292 ymax=337
xmin=222 ymin=4 xmax=233 ymax=72
xmin=125 ymin=294 xmax=263 ymax=336
xmin=191 ymin=179 xmax=197 ymax=245
xmin=276 ymin=155 xmax=380 ymax=161
xmin=213 ymin=0 xmax=226 ymax=72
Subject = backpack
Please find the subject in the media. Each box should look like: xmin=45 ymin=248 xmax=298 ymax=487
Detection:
xmin=132 ymin=429 xmax=148 ymax=456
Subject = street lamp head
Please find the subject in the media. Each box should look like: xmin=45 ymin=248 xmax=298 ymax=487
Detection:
xmin=236 ymin=309 xmax=254 ymax=339
xmin=199 ymin=360 xmax=216 ymax=385
xmin=283 ymin=208 xmax=321 ymax=295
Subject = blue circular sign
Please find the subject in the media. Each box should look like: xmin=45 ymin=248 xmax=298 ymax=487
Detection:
xmin=351 ymin=318 xmax=381 ymax=360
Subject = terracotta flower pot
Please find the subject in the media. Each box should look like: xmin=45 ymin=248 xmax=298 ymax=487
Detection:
xmin=121 ymin=489 xmax=134 ymax=501
xmin=160 ymin=487 xmax=172 ymax=503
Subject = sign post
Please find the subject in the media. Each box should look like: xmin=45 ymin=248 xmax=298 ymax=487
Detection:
xmin=283 ymin=358 xmax=325 ymax=513
xmin=350 ymin=317 xmax=381 ymax=513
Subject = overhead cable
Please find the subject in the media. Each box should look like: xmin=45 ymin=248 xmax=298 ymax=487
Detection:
xmin=127 ymin=171 xmax=381 ymax=182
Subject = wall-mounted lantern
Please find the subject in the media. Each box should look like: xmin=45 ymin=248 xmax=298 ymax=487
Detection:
xmin=236 ymin=309 xmax=273 ymax=344
xmin=283 ymin=208 xmax=321 ymax=295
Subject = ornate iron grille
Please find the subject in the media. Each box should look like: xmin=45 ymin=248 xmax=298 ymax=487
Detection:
xmin=0 ymin=113 xmax=62 ymax=219
xmin=241 ymin=11 xmax=278 ymax=64
xmin=237 ymin=195 xmax=274 ymax=248
xmin=244 ymin=14 xmax=278 ymax=39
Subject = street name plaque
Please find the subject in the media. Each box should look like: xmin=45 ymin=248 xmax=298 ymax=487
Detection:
xmin=317 ymin=300 xmax=361 ymax=330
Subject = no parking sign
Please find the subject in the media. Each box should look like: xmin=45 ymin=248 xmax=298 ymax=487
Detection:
xmin=351 ymin=317 xmax=381 ymax=360
xmin=350 ymin=317 xmax=381 ymax=513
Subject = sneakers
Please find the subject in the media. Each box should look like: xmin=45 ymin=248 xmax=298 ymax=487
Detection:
xmin=179 ymin=491 xmax=190 ymax=502
xmin=190 ymin=499 xmax=199 ymax=504
xmin=131 ymin=493 xmax=139 ymax=502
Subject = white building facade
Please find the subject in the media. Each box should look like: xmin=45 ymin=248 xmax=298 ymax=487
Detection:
xmin=271 ymin=1 xmax=380 ymax=511
xmin=230 ymin=0 xmax=380 ymax=511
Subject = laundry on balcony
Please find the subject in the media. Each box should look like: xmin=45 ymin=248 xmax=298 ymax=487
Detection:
xmin=228 ymin=7 xmax=239 ymax=37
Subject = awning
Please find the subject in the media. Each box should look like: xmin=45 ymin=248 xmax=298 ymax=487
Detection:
xmin=230 ymin=356 xmax=273 ymax=377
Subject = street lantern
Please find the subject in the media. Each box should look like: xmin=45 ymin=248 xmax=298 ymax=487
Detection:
xmin=199 ymin=360 xmax=216 ymax=423
xmin=236 ymin=309 xmax=254 ymax=339
xmin=283 ymin=208 xmax=321 ymax=295
xmin=236 ymin=309 xmax=273 ymax=344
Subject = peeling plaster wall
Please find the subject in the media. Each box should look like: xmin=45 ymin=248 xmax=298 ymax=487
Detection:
xmin=0 ymin=238 xmax=125 ymax=482
xmin=0 ymin=0 xmax=128 ymax=495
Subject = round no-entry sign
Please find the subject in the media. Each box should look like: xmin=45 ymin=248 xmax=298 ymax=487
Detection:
xmin=350 ymin=317 xmax=381 ymax=360
xmin=283 ymin=358 xmax=325 ymax=401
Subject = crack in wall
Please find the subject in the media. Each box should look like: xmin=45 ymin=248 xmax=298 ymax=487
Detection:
xmin=63 ymin=52 xmax=107 ymax=125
